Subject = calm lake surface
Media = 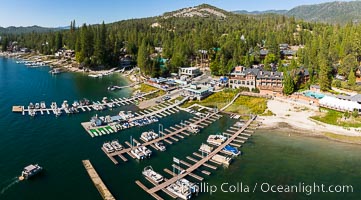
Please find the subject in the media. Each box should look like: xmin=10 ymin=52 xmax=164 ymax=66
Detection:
xmin=0 ymin=57 xmax=360 ymax=200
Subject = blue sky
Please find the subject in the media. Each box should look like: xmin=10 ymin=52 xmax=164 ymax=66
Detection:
xmin=0 ymin=0 xmax=351 ymax=27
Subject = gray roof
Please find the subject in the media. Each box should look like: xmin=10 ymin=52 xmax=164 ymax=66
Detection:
xmin=310 ymin=85 xmax=320 ymax=89
xmin=244 ymin=68 xmax=260 ymax=76
xmin=337 ymin=94 xmax=361 ymax=103
xmin=230 ymin=67 xmax=259 ymax=76
xmin=260 ymin=49 xmax=269 ymax=56
xmin=281 ymin=50 xmax=296 ymax=55
xmin=336 ymin=95 xmax=351 ymax=100
xmin=350 ymin=94 xmax=361 ymax=103
xmin=257 ymin=70 xmax=284 ymax=80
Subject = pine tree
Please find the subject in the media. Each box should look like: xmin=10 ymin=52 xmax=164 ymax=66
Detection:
xmin=319 ymin=57 xmax=332 ymax=91
xmin=55 ymin=32 xmax=63 ymax=50
xmin=137 ymin=39 xmax=149 ymax=74
xmin=1 ymin=37 xmax=9 ymax=51
xmin=348 ymin=68 xmax=356 ymax=86
xmin=283 ymin=72 xmax=295 ymax=95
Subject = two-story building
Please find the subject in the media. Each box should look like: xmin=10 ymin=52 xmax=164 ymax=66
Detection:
xmin=179 ymin=67 xmax=202 ymax=77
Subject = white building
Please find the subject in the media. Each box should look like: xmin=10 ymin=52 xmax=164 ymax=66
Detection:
xmin=184 ymin=84 xmax=212 ymax=100
xmin=179 ymin=67 xmax=201 ymax=77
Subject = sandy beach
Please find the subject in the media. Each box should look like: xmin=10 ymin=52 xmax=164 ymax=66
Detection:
xmin=259 ymin=98 xmax=361 ymax=139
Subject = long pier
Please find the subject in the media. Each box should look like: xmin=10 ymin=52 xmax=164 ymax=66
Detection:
xmin=12 ymin=90 xmax=159 ymax=117
xmin=102 ymin=112 xmax=222 ymax=164
xmin=137 ymin=116 xmax=257 ymax=199
xmin=82 ymin=160 xmax=116 ymax=200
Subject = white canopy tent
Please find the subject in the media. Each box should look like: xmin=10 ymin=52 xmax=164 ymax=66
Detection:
xmin=319 ymin=96 xmax=361 ymax=112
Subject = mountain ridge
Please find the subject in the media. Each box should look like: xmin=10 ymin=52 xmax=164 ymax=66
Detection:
xmin=233 ymin=1 xmax=361 ymax=24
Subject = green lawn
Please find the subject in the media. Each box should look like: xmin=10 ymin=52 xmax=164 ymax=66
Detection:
xmin=181 ymin=89 xmax=238 ymax=109
xmin=311 ymin=108 xmax=361 ymax=128
xmin=181 ymin=89 xmax=268 ymax=115
xmin=225 ymin=96 xmax=268 ymax=115
xmin=136 ymin=83 xmax=165 ymax=99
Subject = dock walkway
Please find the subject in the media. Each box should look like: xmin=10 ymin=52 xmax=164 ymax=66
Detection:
xmin=103 ymin=111 xmax=222 ymax=163
xmin=82 ymin=160 xmax=116 ymax=200
xmin=14 ymin=90 xmax=159 ymax=117
xmin=143 ymin=116 xmax=256 ymax=197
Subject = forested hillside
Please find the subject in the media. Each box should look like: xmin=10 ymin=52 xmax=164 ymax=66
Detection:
xmin=1 ymin=4 xmax=361 ymax=91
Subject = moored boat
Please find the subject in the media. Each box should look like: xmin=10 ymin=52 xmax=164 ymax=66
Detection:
xmin=223 ymin=145 xmax=241 ymax=156
xmin=142 ymin=166 xmax=164 ymax=184
xmin=155 ymin=142 xmax=166 ymax=151
xmin=207 ymin=135 xmax=227 ymax=146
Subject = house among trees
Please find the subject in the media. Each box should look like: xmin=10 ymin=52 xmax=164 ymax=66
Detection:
xmin=279 ymin=44 xmax=297 ymax=59
xmin=296 ymin=67 xmax=310 ymax=85
xmin=259 ymin=49 xmax=269 ymax=59
xmin=55 ymin=48 xmax=75 ymax=59
xmin=120 ymin=55 xmax=133 ymax=69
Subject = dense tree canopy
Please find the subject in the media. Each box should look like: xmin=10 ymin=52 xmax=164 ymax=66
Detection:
xmin=1 ymin=7 xmax=361 ymax=84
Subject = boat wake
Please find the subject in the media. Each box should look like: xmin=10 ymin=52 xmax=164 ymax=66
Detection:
xmin=0 ymin=177 xmax=19 ymax=195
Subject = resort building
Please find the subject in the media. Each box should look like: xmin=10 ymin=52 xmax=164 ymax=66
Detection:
xmin=178 ymin=67 xmax=201 ymax=77
xmin=228 ymin=66 xmax=284 ymax=94
xmin=228 ymin=66 xmax=259 ymax=91
xmin=184 ymin=84 xmax=213 ymax=100
xmin=256 ymin=70 xmax=284 ymax=95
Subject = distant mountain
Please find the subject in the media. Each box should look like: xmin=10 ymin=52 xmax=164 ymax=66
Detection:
xmin=163 ymin=4 xmax=229 ymax=19
xmin=233 ymin=1 xmax=361 ymax=25
xmin=0 ymin=25 xmax=62 ymax=34
xmin=233 ymin=10 xmax=288 ymax=15
xmin=287 ymin=1 xmax=361 ymax=24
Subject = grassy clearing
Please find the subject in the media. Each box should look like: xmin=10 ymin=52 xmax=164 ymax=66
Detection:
xmin=138 ymin=83 xmax=158 ymax=93
xmin=225 ymin=96 xmax=268 ymax=115
xmin=181 ymin=89 xmax=268 ymax=115
xmin=181 ymin=89 xmax=238 ymax=109
xmin=311 ymin=108 xmax=361 ymax=128
xmin=136 ymin=83 xmax=165 ymax=99
xmin=324 ymin=132 xmax=361 ymax=144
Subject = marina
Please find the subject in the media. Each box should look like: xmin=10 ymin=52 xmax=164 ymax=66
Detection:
xmin=101 ymin=111 xmax=222 ymax=164
xmin=135 ymin=116 xmax=257 ymax=199
xmin=80 ymin=98 xmax=189 ymax=137
xmin=12 ymin=90 xmax=158 ymax=117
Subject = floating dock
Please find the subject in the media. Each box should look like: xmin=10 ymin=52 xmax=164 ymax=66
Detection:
xmin=13 ymin=90 xmax=159 ymax=117
xmin=82 ymin=160 xmax=116 ymax=200
xmin=82 ymin=98 xmax=188 ymax=138
xmin=101 ymin=111 xmax=222 ymax=164
xmin=136 ymin=116 xmax=257 ymax=199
